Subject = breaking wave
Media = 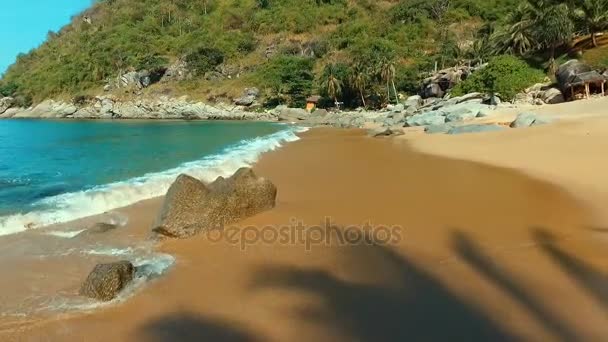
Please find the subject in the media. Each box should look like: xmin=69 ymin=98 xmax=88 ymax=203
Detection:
xmin=0 ymin=126 xmax=306 ymax=236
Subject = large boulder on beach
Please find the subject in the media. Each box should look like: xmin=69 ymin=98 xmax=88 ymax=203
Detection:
xmin=153 ymin=168 xmax=277 ymax=239
xmin=80 ymin=261 xmax=135 ymax=301
xmin=405 ymin=110 xmax=446 ymax=127
xmin=278 ymin=107 xmax=308 ymax=122
xmin=541 ymin=88 xmax=565 ymax=104
xmin=510 ymin=112 xmax=539 ymax=128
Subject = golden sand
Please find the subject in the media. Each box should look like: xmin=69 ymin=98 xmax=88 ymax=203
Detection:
xmin=4 ymin=125 xmax=607 ymax=341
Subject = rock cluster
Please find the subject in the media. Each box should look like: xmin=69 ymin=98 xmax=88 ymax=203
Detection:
xmin=153 ymin=168 xmax=277 ymax=239
xmin=2 ymin=96 xmax=276 ymax=121
xmin=421 ymin=64 xmax=487 ymax=98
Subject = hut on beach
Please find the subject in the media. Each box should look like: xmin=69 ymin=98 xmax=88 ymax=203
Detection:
xmin=556 ymin=60 xmax=607 ymax=101
xmin=306 ymin=95 xmax=321 ymax=112
xmin=566 ymin=71 xmax=606 ymax=99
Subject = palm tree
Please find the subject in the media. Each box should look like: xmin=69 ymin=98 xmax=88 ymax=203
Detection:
xmin=489 ymin=4 xmax=537 ymax=55
xmin=350 ymin=64 xmax=369 ymax=108
xmin=571 ymin=0 xmax=608 ymax=47
xmin=380 ymin=59 xmax=398 ymax=104
xmin=528 ymin=0 xmax=574 ymax=72
xmin=323 ymin=64 xmax=343 ymax=108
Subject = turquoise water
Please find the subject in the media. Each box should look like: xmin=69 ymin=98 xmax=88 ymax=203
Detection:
xmin=0 ymin=119 xmax=301 ymax=235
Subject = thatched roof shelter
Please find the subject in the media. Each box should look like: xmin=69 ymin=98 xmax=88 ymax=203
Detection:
xmin=556 ymin=60 xmax=607 ymax=100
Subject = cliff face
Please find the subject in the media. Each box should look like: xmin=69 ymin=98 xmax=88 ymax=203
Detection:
xmin=0 ymin=0 xmax=520 ymax=107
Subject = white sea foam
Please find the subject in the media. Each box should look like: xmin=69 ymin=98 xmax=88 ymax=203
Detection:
xmin=35 ymin=253 xmax=176 ymax=314
xmin=82 ymin=247 xmax=135 ymax=256
xmin=45 ymin=229 xmax=87 ymax=239
xmin=0 ymin=126 xmax=306 ymax=236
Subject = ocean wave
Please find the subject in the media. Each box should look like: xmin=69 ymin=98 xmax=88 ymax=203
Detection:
xmin=0 ymin=126 xmax=307 ymax=236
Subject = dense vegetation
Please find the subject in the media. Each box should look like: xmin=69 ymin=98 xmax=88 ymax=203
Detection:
xmin=0 ymin=0 xmax=607 ymax=107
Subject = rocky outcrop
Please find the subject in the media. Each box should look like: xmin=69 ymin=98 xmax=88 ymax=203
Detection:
xmin=161 ymin=59 xmax=192 ymax=83
xmin=0 ymin=97 xmax=13 ymax=114
xmin=153 ymin=168 xmax=277 ymax=239
xmin=5 ymin=96 xmax=277 ymax=121
xmin=234 ymin=88 xmax=259 ymax=107
xmin=277 ymin=106 xmax=309 ymax=122
xmin=421 ymin=64 xmax=486 ymax=99
xmin=80 ymin=261 xmax=135 ymax=301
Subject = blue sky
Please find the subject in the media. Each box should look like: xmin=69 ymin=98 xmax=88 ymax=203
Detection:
xmin=0 ymin=0 xmax=92 ymax=74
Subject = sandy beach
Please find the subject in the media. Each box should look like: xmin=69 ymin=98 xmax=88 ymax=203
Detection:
xmin=3 ymin=111 xmax=608 ymax=341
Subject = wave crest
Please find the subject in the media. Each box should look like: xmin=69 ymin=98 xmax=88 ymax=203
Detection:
xmin=0 ymin=126 xmax=306 ymax=236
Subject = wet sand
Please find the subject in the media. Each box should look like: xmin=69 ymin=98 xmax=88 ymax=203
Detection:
xmin=3 ymin=128 xmax=608 ymax=341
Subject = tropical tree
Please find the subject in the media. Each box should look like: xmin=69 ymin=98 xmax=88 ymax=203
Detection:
xmin=350 ymin=64 xmax=369 ymax=108
xmin=322 ymin=64 xmax=343 ymax=107
xmin=570 ymin=0 xmax=608 ymax=47
xmin=379 ymin=59 xmax=398 ymax=104
xmin=529 ymin=0 xmax=574 ymax=71
xmin=490 ymin=4 xmax=537 ymax=55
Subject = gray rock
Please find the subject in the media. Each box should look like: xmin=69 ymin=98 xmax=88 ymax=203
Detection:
xmin=119 ymin=70 xmax=151 ymax=89
xmin=234 ymin=95 xmax=256 ymax=106
xmin=370 ymin=127 xmax=393 ymax=137
xmin=77 ymin=222 xmax=119 ymax=237
xmin=278 ymin=107 xmax=308 ymax=122
xmin=234 ymin=88 xmax=260 ymax=106
xmin=423 ymin=83 xmax=444 ymax=99
xmin=448 ymin=124 xmax=506 ymax=135
xmin=510 ymin=112 xmax=538 ymax=128
xmin=80 ymin=261 xmax=135 ymax=301
xmin=162 ymin=59 xmax=191 ymax=83
xmin=453 ymin=92 xmax=485 ymax=104
xmin=404 ymin=95 xmax=423 ymax=109
xmin=153 ymin=168 xmax=277 ymax=239
xmin=531 ymin=116 xmax=556 ymax=126
xmin=425 ymin=124 xmax=454 ymax=134
xmin=391 ymin=104 xmax=405 ymax=112
xmin=0 ymin=97 xmax=14 ymax=114
xmin=445 ymin=105 xmax=480 ymax=122
xmin=542 ymin=88 xmax=565 ymax=104
xmin=405 ymin=110 xmax=446 ymax=127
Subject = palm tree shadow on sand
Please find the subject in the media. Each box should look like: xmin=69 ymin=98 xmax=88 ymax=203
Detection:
xmin=137 ymin=312 xmax=260 ymax=342
xmin=250 ymin=241 xmax=515 ymax=342
xmin=532 ymin=228 xmax=608 ymax=311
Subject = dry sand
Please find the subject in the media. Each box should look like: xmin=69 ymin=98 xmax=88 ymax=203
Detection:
xmin=4 ymin=100 xmax=608 ymax=340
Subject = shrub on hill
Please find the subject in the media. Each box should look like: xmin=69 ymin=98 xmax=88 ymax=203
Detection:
xmin=451 ymin=55 xmax=545 ymax=101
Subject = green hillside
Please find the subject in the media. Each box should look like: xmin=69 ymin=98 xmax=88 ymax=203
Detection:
xmin=0 ymin=0 xmax=606 ymax=108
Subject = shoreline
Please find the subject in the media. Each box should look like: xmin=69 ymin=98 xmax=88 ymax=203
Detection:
xmin=4 ymin=127 xmax=608 ymax=340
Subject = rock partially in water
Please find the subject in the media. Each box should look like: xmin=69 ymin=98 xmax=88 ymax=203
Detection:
xmin=77 ymin=222 xmax=119 ymax=237
xmin=80 ymin=261 xmax=135 ymax=301
xmin=153 ymin=168 xmax=277 ymax=239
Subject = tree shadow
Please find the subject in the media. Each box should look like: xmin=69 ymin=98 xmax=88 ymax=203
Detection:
xmin=587 ymin=226 xmax=608 ymax=234
xmin=533 ymin=228 xmax=608 ymax=311
xmin=250 ymin=241 xmax=515 ymax=341
xmin=137 ymin=312 xmax=260 ymax=342
xmin=452 ymin=231 xmax=581 ymax=342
